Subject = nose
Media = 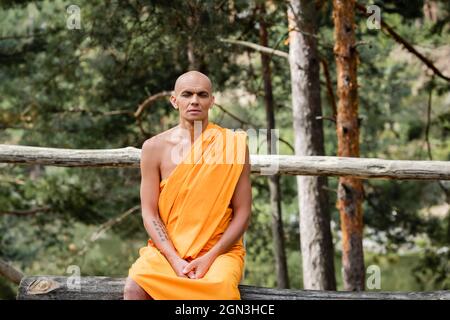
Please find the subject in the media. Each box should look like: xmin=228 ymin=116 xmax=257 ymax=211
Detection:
xmin=190 ymin=94 xmax=199 ymax=105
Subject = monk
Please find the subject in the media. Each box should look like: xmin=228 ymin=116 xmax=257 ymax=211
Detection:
xmin=124 ymin=71 xmax=252 ymax=300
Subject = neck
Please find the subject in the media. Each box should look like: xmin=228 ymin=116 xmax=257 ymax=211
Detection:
xmin=178 ymin=118 xmax=210 ymax=143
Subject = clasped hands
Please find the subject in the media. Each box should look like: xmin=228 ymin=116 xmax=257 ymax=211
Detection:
xmin=171 ymin=251 xmax=216 ymax=280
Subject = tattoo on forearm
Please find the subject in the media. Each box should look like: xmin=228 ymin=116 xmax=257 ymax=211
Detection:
xmin=151 ymin=217 xmax=170 ymax=242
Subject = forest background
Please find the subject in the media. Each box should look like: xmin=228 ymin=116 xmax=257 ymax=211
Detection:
xmin=0 ymin=0 xmax=449 ymax=299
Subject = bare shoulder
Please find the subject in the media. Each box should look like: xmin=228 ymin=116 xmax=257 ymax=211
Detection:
xmin=141 ymin=136 xmax=160 ymax=156
xmin=142 ymin=128 xmax=172 ymax=148
xmin=141 ymin=126 xmax=179 ymax=158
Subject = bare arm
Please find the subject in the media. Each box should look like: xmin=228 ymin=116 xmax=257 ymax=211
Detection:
xmin=139 ymin=138 xmax=189 ymax=276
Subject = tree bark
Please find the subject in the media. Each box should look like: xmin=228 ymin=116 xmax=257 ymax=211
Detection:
xmin=333 ymin=0 xmax=365 ymax=291
xmin=258 ymin=2 xmax=290 ymax=289
xmin=287 ymin=0 xmax=337 ymax=290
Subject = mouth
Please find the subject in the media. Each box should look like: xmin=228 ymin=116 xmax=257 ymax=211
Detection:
xmin=187 ymin=109 xmax=202 ymax=114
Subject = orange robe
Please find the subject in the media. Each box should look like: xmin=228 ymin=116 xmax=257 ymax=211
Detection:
xmin=128 ymin=122 xmax=248 ymax=300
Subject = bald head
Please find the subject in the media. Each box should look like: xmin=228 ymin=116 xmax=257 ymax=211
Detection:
xmin=174 ymin=71 xmax=213 ymax=96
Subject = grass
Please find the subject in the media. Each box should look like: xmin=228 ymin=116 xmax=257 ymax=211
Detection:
xmin=244 ymin=249 xmax=425 ymax=292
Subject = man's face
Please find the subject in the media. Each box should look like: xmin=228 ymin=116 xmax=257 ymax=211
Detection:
xmin=171 ymin=74 xmax=214 ymax=121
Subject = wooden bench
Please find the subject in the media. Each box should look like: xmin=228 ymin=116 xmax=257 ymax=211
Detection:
xmin=17 ymin=276 xmax=450 ymax=300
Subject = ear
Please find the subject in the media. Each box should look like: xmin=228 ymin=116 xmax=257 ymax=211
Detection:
xmin=170 ymin=95 xmax=178 ymax=109
xmin=209 ymin=95 xmax=215 ymax=109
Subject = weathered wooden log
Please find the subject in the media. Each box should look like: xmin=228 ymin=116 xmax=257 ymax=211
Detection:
xmin=0 ymin=258 xmax=24 ymax=285
xmin=17 ymin=276 xmax=450 ymax=300
xmin=1 ymin=144 xmax=449 ymax=180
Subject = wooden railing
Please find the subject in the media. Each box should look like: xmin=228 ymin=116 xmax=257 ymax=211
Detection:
xmin=1 ymin=144 xmax=449 ymax=180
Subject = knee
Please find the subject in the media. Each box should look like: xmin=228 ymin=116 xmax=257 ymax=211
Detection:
xmin=123 ymin=277 xmax=151 ymax=300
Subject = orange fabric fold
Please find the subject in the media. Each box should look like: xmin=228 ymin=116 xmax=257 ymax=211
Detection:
xmin=128 ymin=122 xmax=247 ymax=300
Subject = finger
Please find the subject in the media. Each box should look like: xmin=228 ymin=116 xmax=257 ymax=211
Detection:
xmin=182 ymin=267 xmax=191 ymax=274
xmin=195 ymin=266 xmax=209 ymax=279
xmin=182 ymin=262 xmax=195 ymax=274
xmin=187 ymin=270 xmax=196 ymax=279
xmin=195 ymin=270 xmax=204 ymax=279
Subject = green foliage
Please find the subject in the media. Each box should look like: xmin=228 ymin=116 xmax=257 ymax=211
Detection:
xmin=413 ymin=246 xmax=450 ymax=290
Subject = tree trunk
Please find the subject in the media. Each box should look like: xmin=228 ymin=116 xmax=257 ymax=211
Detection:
xmin=0 ymin=258 xmax=24 ymax=285
xmin=258 ymin=2 xmax=290 ymax=289
xmin=423 ymin=0 xmax=438 ymax=23
xmin=332 ymin=0 xmax=365 ymax=291
xmin=187 ymin=15 xmax=199 ymax=70
xmin=185 ymin=2 xmax=208 ymax=72
xmin=287 ymin=0 xmax=337 ymax=290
